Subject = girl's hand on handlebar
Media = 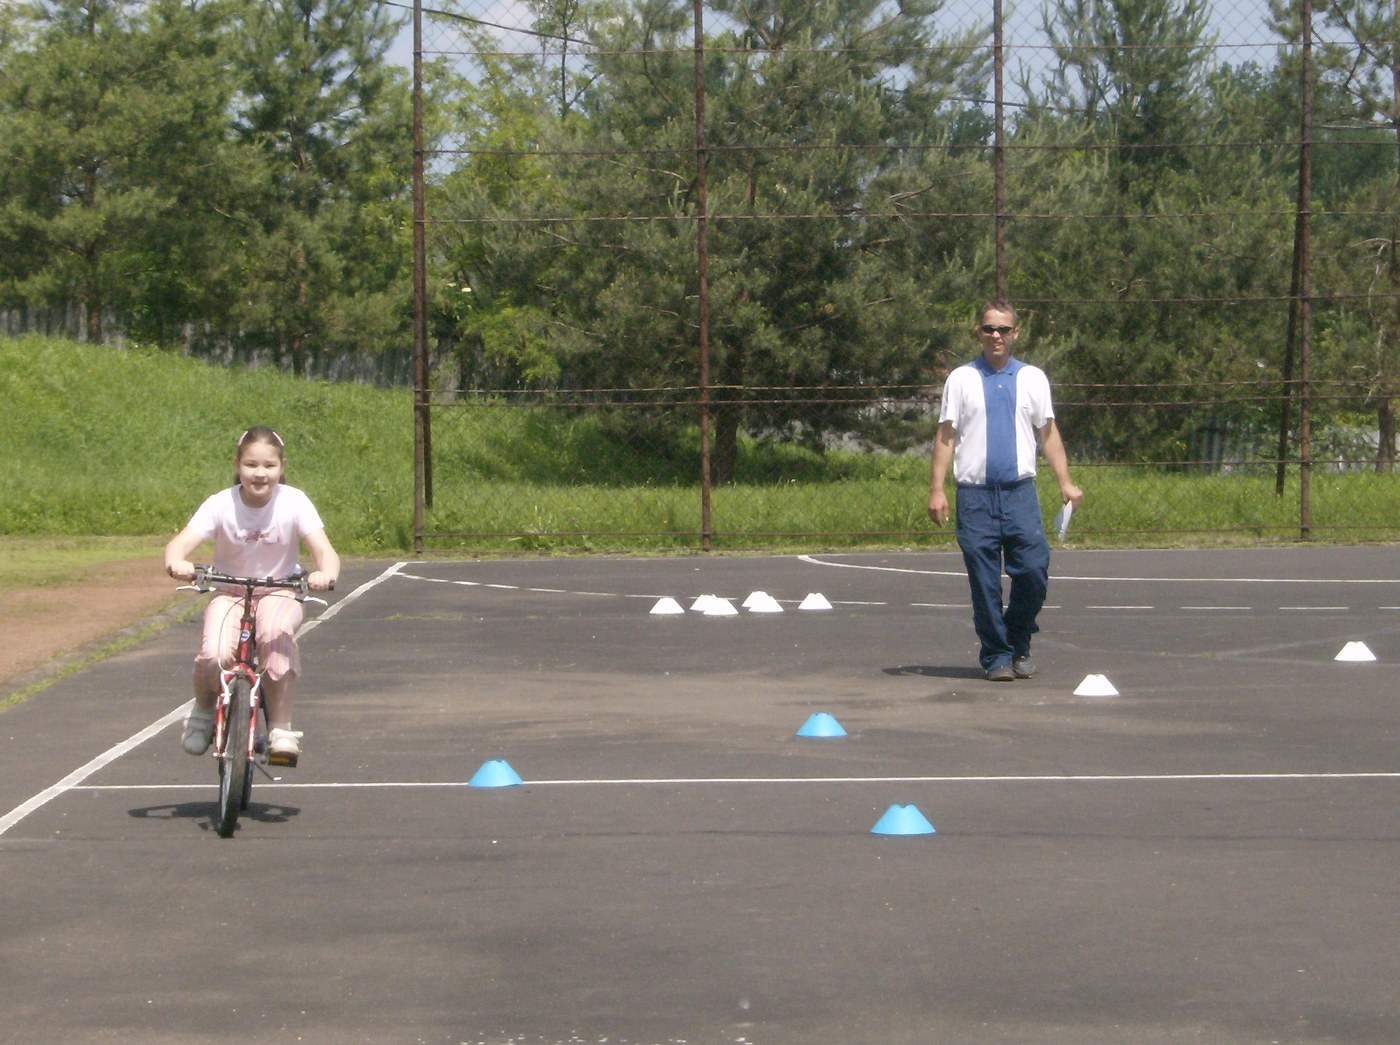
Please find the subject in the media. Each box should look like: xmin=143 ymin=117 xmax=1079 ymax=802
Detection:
xmin=306 ymin=571 xmax=337 ymax=592
xmin=166 ymin=560 xmax=196 ymax=582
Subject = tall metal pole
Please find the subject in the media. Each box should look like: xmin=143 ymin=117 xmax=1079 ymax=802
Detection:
xmin=411 ymin=0 xmax=431 ymax=554
xmin=1275 ymin=222 xmax=1301 ymax=495
xmin=993 ymin=0 xmax=1006 ymax=297
xmin=1297 ymin=0 xmax=1314 ymax=537
xmin=693 ymin=0 xmax=713 ymax=551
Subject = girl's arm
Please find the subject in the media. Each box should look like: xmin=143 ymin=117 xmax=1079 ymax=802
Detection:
xmin=302 ymin=529 xmax=340 ymax=591
xmin=164 ymin=527 xmax=206 ymax=581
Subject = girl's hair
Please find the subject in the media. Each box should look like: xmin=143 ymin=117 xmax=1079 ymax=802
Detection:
xmin=238 ymin=426 xmax=285 ymax=455
xmin=233 ymin=426 xmax=286 ymax=485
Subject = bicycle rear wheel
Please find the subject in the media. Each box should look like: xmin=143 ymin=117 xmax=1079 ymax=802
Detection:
xmin=217 ymin=676 xmax=252 ymax=837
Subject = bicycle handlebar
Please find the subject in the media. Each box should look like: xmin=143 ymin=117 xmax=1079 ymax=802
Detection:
xmin=178 ymin=565 xmax=334 ymax=602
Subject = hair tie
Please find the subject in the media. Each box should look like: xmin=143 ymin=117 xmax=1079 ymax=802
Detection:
xmin=238 ymin=428 xmax=284 ymax=448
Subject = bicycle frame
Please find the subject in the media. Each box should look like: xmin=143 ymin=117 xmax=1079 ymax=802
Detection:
xmin=211 ymin=580 xmax=267 ymax=772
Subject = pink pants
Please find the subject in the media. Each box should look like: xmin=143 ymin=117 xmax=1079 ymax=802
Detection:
xmin=194 ymin=591 xmax=304 ymax=698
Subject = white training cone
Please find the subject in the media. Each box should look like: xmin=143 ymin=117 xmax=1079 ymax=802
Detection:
xmin=1074 ymin=673 xmax=1119 ymax=697
xmin=650 ymin=597 xmax=685 ymax=616
xmin=746 ymin=592 xmax=784 ymax=613
xmin=798 ymin=592 xmax=833 ymax=611
xmin=1335 ymin=641 xmax=1377 ymax=662
xmin=703 ymin=597 xmax=739 ymax=616
xmin=690 ymin=594 xmax=718 ymax=612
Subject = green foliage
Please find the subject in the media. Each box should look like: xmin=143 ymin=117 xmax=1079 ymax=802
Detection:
xmin=0 ymin=0 xmax=414 ymax=369
xmin=1 ymin=0 xmax=1398 ymax=486
xmin=428 ymin=0 xmax=987 ymax=481
xmin=0 ymin=0 xmax=238 ymax=340
xmin=221 ymin=0 xmax=414 ymax=375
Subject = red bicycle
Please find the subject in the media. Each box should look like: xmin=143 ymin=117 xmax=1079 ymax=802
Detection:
xmin=180 ymin=566 xmax=329 ymax=837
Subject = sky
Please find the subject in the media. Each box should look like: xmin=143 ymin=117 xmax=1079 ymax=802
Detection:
xmin=386 ymin=0 xmax=1318 ymax=104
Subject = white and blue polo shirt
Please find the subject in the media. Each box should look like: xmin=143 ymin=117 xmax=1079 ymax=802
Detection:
xmin=938 ymin=355 xmax=1054 ymax=486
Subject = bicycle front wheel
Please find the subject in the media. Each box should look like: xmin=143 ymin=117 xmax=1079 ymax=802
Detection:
xmin=217 ymin=676 xmax=252 ymax=838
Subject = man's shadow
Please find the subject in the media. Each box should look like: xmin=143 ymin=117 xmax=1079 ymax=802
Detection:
xmin=883 ymin=665 xmax=984 ymax=680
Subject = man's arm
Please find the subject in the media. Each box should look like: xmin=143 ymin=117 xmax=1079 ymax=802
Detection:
xmin=1037 ymin=418 xmax=1084 ymax=508
xmin=927 ymin=420 xmax=956 ymax=526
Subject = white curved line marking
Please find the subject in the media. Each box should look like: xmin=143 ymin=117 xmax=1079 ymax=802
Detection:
xmin=798 ymin=553 xmax=1400 ymax=584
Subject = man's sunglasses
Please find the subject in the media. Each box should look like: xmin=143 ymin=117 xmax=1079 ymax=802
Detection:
xmin=979 ymin=324 xmax=1015 ymax=335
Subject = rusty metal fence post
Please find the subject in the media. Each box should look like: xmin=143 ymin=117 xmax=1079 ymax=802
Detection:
xmin=411 ymin=0 xmax=429 ymax=555
xmin=1297 ymin=0 xmax=1315 ymax=539
xmin=693 ymin=0 xmax=713 ymax=552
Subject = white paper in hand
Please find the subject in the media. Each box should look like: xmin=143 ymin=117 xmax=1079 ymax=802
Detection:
xmin=1053 ymin=501 xmax=1073 ymax=543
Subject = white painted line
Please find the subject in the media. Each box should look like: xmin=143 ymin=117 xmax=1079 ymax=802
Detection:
xmin=68 ymin=769 xmax=1400 ymax=792
xmin=298 ymin=561 xmax=405 ymax=637
xmin=0 ymin=562 xmax=405 ymax=838
xmin=396 ymin=572 xmax=479 ymax=587
xmin=799 ymin=553 xmax=1400 ymax=584
xmin=1181 ymin=606 xmax=1252 ymax=611
xmin=1086 ymin=605 xmax=1154 ymax=610
xmin=799 ymin=554 xmax=966 ymax=579
xmin=0 ymin=708 xmax=188 ymax=836
xmin=1280 ymin=606 xmax=1348 ymax=612
xmin=469 ymin=771 xmax=1400 ymax=785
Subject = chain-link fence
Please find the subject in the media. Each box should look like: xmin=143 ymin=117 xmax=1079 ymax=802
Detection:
xmin=408 ymin=0 xmax=1400 ymax=552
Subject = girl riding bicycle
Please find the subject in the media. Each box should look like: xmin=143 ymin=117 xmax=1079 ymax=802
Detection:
xmin=164 ymin=426 xmax=340 ymax=765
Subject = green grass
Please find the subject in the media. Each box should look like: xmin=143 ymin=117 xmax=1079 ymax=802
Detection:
xmin=0 ymin=336 xmax=413 ymax=552
xmin=4 ymin=334 xmax=1400 ymax=556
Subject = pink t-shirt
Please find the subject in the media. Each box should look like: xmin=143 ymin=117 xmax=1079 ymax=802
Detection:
xmin=186 ymin=484 xmax=326 ymax=580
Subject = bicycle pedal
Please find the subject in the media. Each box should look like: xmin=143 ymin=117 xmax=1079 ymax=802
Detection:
xmin=267 ymin=751 xmax=299 ymax=768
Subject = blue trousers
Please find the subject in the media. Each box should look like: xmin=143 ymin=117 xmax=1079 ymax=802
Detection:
xmin=955 ymin=480 xmax=1051 ymax=671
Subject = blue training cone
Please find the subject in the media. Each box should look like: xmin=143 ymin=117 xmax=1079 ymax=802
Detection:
xmin=469 ymin=759 xmax=524 ymax=788
xmin=871 ymin=803 xmax=937 ymax=836
xmin=797 ymin=712 xmax=847 ymax=738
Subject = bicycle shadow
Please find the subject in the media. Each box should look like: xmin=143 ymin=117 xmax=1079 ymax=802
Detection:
xmin=128 ymin=801 xmax=302 ymax=832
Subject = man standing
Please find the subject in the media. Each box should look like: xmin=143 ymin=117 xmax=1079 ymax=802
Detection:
xmin=928 ymin=300 xmax=1084 ymax=681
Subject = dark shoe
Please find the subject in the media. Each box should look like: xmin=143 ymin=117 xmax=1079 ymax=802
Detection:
xmin=1012 ymin=655 xmax=1037 ymax=679
xmin=985 ymin=663 xmax=1015 ymax=682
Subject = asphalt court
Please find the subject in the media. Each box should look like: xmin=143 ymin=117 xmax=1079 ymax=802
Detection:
xmin=4 ymin=547 xmax=1400 ymax=1044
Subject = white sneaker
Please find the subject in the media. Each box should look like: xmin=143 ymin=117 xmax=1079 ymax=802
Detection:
xmin=267 ymin=727 xmax=303 ymax=767
xmin=182 ymin=707 xmax=215 ymax=755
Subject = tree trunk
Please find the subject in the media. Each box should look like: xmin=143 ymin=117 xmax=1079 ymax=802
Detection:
xmin=711 ymin=404 xmax=740 ymax=485
xmin=1377 ymin=392 xmax=1396 ymax=472
xmin=84 ymin=287 xmax=102 ymax=343
xmin=290 ymin=245 xmax=310 ymax=376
